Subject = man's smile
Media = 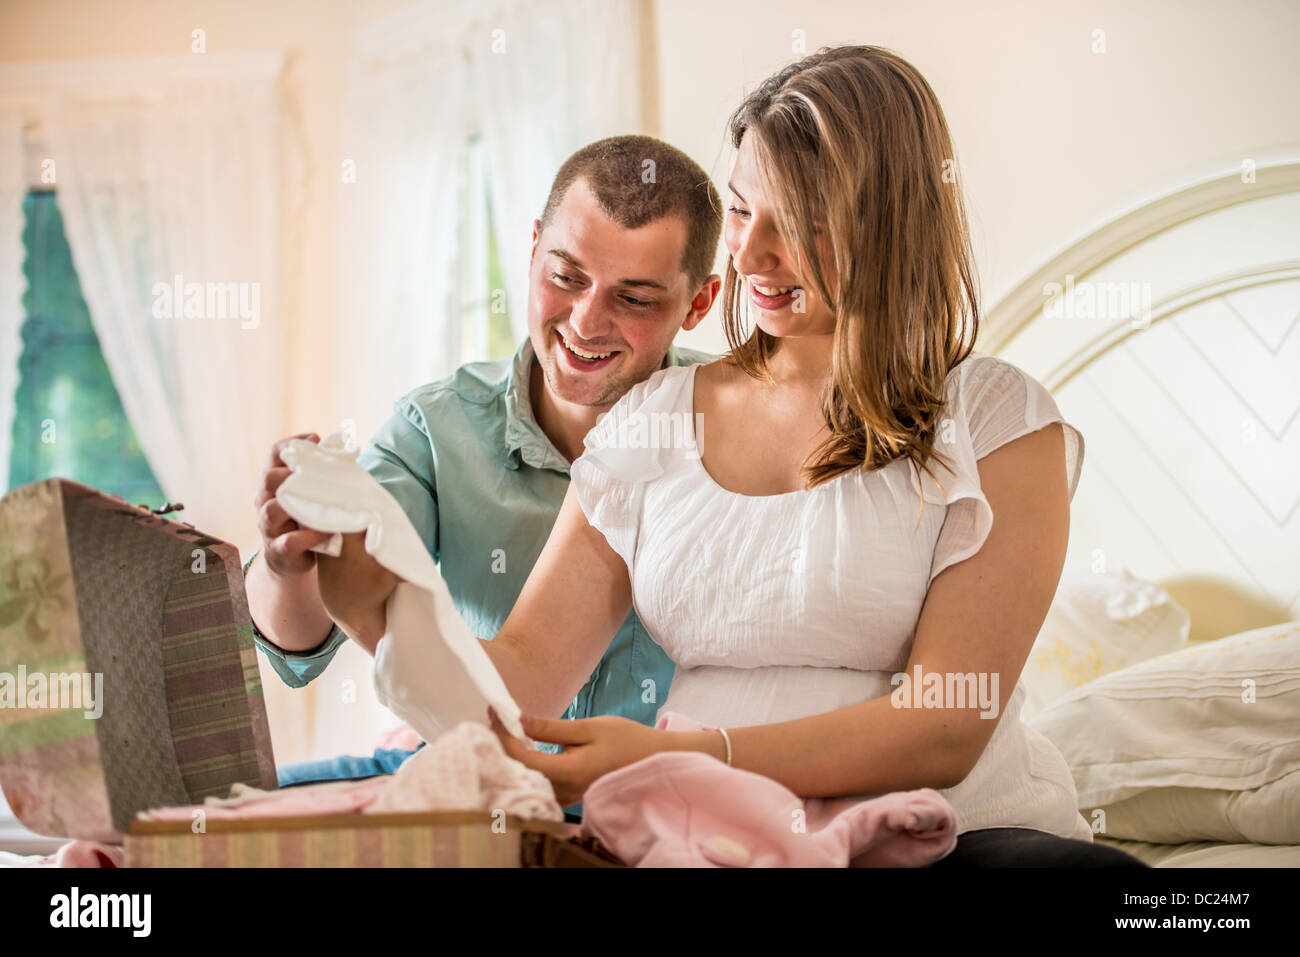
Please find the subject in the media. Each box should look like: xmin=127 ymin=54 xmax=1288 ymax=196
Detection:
xmin=554 ymin=328 xmax=621 ymax=370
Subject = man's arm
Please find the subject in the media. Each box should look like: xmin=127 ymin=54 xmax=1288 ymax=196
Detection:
xmin=243 ymin=549 xmax=350 ymax=690
xmin=246 ymin=434 xmax=339 ymax=653
xmin=247 ymin=415 xmax=439 ymax=680
xmin=244 ymin=551 xmax=336 ymax=649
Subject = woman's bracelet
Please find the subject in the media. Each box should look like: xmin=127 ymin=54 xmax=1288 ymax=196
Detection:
xmin=714 ymin=727 xmax=732 ymax=767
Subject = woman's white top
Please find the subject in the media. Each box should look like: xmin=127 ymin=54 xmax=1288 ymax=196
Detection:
xmin=569 ymin=353 xmax=1092 ymax=840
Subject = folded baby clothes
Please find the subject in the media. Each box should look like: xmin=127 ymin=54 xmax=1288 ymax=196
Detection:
xmin=0 ymin=840 xmax=126 ymax=868
xmin=139 ymin=722 xmax=562 ymax=822
xmin=579 ymin=711 xmax=959 ymax=867
xmin=366 ymin=722 xmax=560 ymax=820
xmin=141 ymin=777 xmax=384 ymax=820
xmin=275 ymin=432 xmax=527 ymax=743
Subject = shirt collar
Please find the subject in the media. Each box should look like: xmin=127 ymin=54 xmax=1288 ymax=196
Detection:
xmin=502 ymin=336 xmax=683 ymax=474
xmin=503 ymin=337 xmax=567 ymax=473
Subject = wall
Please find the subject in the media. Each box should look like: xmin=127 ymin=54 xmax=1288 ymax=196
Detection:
xmin=8 ymin=0 xmax=1299 ymax=442
xmin=655 ymin=0 xmax=1300 ymax=356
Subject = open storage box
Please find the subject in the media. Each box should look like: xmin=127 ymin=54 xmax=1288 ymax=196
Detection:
xmin=127 ymin=810 xmax=624 ymax=867
xmin=0 ymin=478 xmax=624 ymax=867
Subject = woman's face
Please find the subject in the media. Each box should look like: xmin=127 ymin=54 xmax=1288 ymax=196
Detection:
xmin=724 ymin=133 xmax=838 ymax=340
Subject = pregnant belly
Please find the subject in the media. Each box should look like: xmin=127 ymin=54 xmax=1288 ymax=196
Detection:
xmin=659 ymin=664 xmax=895 ymax=728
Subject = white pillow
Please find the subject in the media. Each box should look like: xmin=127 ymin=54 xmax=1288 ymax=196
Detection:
xmin=1082 ymin=769 xmax=1300 ymax=844
xmin=1028 ymin=620 xmax=1300 ymax=843
xmin=1018 ymin=568 xmax=1191 ymax=720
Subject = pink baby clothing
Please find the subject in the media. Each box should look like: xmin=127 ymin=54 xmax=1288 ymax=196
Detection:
xmin=140 ymin=722 xmax=562 ymax=823
xmin=374 ymin=724 xmax=423 ymax=752
xmin=579 ymin=711 xmax=958 ymax=867
xmin=365 ymin=721 xmax=560 ymax=819
xmin=8 ymin=840 xmax=127 ymax=868
xmin=140 ymin=779 xmax=383 ymax=822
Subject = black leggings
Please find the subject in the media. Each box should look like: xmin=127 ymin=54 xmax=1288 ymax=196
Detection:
xmin=928 ymin=827 xmax=1149 ymax=867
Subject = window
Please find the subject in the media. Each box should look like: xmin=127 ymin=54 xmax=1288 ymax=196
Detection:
xmin=458 ymin=136 xmax=516 ymax=365
xmin=5 ymin=189 xmax=166 ymax=508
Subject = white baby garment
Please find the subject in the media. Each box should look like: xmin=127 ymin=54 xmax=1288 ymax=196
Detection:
xmin=276 ymin=432 xmax=528 ymax=743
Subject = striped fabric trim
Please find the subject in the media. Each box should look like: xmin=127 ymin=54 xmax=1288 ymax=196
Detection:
xmin=126 ymin=823 xmax=523 ymax=867
xmin=161 ymin=555 xmax=270 ymax=802
xmin=213 ymin=541 xmax=278 ymax=789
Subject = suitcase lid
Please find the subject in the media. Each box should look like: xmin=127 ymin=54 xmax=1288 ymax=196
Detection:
xmin=0 ymin=478 xmax=277 ymax=841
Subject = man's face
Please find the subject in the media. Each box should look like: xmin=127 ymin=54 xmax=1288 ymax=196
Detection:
xmin=528 ymin=178 xmax=709 ymax=408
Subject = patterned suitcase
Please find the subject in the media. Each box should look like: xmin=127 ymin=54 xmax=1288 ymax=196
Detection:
xmin=0 ymin=477 xmax=625 ymax=867
xmin=0 ymin=477 xmax=276 ymax=842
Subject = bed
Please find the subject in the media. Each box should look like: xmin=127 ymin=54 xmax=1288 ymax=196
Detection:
xmin=986 ymin=157 xmax=1300 ymax=866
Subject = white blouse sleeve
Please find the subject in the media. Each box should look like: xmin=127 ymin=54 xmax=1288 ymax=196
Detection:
xmin=915 ymin=355 xmax=1085 ymax=589
xmin=568 ymin=365 xmax=695 ymax=571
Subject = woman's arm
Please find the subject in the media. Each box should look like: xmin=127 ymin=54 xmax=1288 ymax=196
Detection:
xmin=495 ymin=423 xmax=1070 ymax=804
xmin=315 ymin=532 xmax=400 ymax=655
xmin=484 ymin=482 xmax=635 ymax=721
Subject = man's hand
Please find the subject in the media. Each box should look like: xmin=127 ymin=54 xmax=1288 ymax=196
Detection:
xmin=254 ymin=433 xmax=335 ymax=579
xmin=251 ymin=432 xmax=397 ymax=656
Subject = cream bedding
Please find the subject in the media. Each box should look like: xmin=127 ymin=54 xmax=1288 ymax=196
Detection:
xmin=1095 ymin=836 xmax=1300 ymax=868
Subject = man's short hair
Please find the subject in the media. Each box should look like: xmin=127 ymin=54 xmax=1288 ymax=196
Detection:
xmin=539 ymin=135 xmax=722 ymax=290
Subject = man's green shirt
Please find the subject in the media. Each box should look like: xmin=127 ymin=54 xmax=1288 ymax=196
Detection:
xmin=250 ymin=336 xmax=714 ymax=742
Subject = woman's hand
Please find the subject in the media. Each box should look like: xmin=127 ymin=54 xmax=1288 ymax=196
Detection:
xmin=488 ymin=709 xmax=666 ymax=807
xmin=315 ymin=531 xmax=399 ymax=654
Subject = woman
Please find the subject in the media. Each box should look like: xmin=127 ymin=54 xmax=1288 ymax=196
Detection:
xmin=483 ymin=46 xmax=1142 ymax=866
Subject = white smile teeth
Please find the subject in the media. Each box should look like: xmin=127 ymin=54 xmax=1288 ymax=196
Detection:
xmin=562 ymin=336 xmax=613 ymax=360
xmin=753 ymin=283 xmax=797 ymax=296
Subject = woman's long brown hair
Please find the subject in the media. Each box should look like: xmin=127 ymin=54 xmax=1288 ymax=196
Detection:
xmin=722 ymin=46 xmax=979 ymax=498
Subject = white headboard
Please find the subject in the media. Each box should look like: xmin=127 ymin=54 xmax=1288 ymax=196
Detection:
xmin=984 ymin=162 xmax=1300 ymax=642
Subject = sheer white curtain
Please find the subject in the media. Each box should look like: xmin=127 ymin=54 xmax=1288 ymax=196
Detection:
xmin=471 ymin=0 xmax=646 ymax=342
xmin=333 ymin=0 xmax=645 ymax=439
xmin=319 ymin=0 xmax=645 ymax=759
xmin=0 ymin=107 xmax=26 ymax=489
xmin=332 ymin=11 xmax=474 ymax=443
xmin=19 ymin=53 xmax=303 ymax=548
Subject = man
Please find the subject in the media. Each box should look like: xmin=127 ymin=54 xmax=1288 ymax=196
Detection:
xmin=244 ymin=135 xmax=722 ymax=816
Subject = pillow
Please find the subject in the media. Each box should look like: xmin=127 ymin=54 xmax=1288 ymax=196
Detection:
xmin=1018 ymin=568 xmax=1191 ymax=720
xmin=1080 ymin=769 xmax=1300 ymax=845
xmin=1028 ymin=621 xmax=1300 ymax=843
